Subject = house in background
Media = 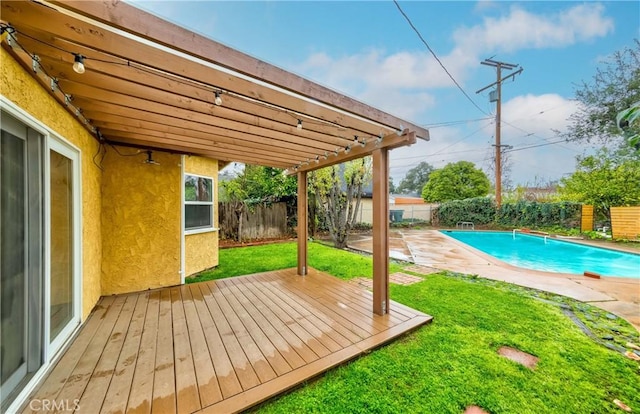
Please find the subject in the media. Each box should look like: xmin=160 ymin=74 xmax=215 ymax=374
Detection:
xmin=0 ymin=1 xmax=429 ymax=411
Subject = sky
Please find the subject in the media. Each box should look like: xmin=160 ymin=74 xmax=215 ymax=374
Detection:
xmin=132 ymin=0 xmax=639 ymax=188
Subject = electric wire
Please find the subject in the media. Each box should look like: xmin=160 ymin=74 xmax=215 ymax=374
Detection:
xmin=393 ymin=0 xmax=490 ymax=116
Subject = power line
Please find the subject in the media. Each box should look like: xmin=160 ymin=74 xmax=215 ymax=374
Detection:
xmin=504 ymin=138 xmax=571 ymax=153
xmin=421 ymin=116 xmax=493 ymax=128
xmin=392 ymin=0 xmax=489 ymax=116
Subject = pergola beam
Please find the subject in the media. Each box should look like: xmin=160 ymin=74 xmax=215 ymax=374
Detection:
xmin=288 ymin=131 xmax=416 ymax=174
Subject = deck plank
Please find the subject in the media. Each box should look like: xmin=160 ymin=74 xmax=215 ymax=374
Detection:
xmin=198 ymin=283 xmax=262 ymax=391
xmin=260 ymin=271 xmax=376 ymax=338
xmin=79 ymin=294 xmax=138 ymax=413
xmin=220 ymin=278 xmax=307 ymax=370
xmin=252 ymin=272 xmax=347 ymax=352
xmin=189 ymin=284 xmax=243 ymax=400
xmin=127 ymin=290 xmax=160 ymax=414
xmin=50 ymin=295 xmax=127 ymax=408
xmin=208 ymin=282 xmax=278 ymax=384
xmin=258 ymin=271 xmax=374 ymax=341
xmin=101 ymin=292 xmax=149 ymax=414
xmin=241 ymin=274 xmax=334 ymax=357
xmin=217 ymin=279 xmax=295 ymax=376
xmin=180 ymin=285 xmax=224 ymax=407
xmin=21 ymin=296 xmax=116 ymax=414
xmin=22 ymin=268 xmax=432 ymax=414
xmin=151 ymin=289 xmax=176 ymax=414
xmin=170 ymin=287 xmax=201 ymax=414
xmin=226 ymin=276 xmax=320 ymax=365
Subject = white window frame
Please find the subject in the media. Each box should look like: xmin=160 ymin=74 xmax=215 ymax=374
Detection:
xmin=184 ymin=172 xmax=215 ymax=235
xmin=1 ymin=96 xmax=83 ymax=414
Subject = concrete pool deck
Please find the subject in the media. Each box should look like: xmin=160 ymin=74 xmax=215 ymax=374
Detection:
xmin=347 ymin=229 xmax=639 ymax=332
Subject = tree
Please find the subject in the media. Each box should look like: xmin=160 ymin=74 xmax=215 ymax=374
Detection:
xmin=558 ymin=147 xmax=640 ymax=220
xmin=310 ymin=158 xmax=371 ymax=249
xmin=421 ymin=161 xmax=491 ymax=202
xmin=220 ymin=165 xmax=297 ymax=241
xmin=561 ymin=40 xmax=640 ymax=149
xmin=396 ymin=161 xmax=434 ymax=194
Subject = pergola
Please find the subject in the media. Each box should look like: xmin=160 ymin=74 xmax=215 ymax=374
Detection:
xmin=1 ymin=0 xmax=429 ymax=315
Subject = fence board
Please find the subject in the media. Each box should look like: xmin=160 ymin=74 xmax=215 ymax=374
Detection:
xmin=610 ymin=207 xmax=640 ymax=240
xmin=581 ymin=205 xmax=594 ymax=232
xmin=219 ymin=202 xmax=288 ymax=240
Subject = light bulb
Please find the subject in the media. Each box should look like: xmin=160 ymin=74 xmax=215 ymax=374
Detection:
xmin=214 ymin=91 xmax=222 ymax=106
xmin=297 ymin=119 xmax=303 ymax=130
xmin=345 ymin=145 xmax=351 ymax=154
xmin=72 ymin=54 xmax=85 ymax=74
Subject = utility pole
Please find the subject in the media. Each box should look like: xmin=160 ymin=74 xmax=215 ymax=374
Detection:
xmin=476 ymin=59 xmax=523 ymax=207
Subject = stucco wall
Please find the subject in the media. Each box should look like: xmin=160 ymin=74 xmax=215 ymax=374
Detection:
xmin=1 ymin=48 xmax=102 ymax=319
xmin=101 ymin=146 xmax=182 ymax=294
xmin=184 ymin=155 xmax=219 ymax=275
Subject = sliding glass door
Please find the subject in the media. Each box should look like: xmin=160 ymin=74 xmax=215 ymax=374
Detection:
xmin=1 ymin=109 xmax=80 ymax=411
xmin=0 ymin=112 xmax=43 ymax=408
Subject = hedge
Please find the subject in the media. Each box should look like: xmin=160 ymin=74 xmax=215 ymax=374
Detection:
xmin=432 ymin=197 xmax=582 ymax=228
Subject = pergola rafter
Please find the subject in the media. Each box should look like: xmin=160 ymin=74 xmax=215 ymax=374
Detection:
xmin=0 ymin=0 xmax=430 ymax=315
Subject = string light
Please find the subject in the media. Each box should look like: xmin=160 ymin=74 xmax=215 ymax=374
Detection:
xmin=32 ymin=55 xmax=39 ymax=73
xmin=72 ymin=54 xmax=85 ymax=74
xmin=3 ymin=22 xmax=402 ymax=152
xmin=315 ymin=155 xmax=320 ymax=164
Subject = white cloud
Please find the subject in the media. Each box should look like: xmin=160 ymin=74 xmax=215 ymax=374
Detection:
xmin=453 ymin=3 xmax=614 ymax=54
xmin=296 ymin=3 xmax=613 ymax=125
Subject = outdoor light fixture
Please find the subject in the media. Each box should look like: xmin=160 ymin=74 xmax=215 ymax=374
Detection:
xmin=297 ymin=119 xmax=303 ymax=130
xmin=376 ymin=133 xmax=384 ymax=145
xmin=214 ymin=91 xmax=222 ymax=106
xmin=345 ymin=145 xmax=351 ymax=154
xmin=144 ymin=150 xmax=159 ymax=165
xmin=315 ymin=156 xmax=320 ymax=164
xmin=72 ymin=54 xmax=85 ymax=74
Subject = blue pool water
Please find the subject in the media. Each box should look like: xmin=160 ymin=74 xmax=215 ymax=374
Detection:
xmin=441 ymin=231 xmax=640 ymax=278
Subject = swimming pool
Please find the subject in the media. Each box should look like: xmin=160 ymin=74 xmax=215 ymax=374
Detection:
xmin=441 ymin=231 xmax=640 ymax=278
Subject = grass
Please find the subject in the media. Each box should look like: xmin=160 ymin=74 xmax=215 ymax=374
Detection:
xmin=188 ymin=241 xmax=403 ymax=283
xmin=192 ymin=242 xmax=640 ymax=413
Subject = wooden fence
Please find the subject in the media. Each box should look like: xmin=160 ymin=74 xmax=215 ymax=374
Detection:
xmin=610 ymin=206 xmax=640 ymax=240
xmin=218 ymin=201 xmax=289 ymax=240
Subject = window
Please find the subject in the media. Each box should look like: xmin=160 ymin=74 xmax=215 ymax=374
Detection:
xmin=184 ymin=174 xmax=214 ymax=232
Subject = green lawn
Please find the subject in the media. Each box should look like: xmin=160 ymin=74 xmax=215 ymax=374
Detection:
xmin=188 ymin=241 xmax=404 ymax=283
xmin=190 ymin=242 xmax=640 ymax=413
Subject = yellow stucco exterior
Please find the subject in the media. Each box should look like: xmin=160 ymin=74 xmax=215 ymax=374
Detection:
xmin=1 ymin=48 xmax=221 ymax=316
xmin=101 ymin=147 xmax=182 ymax=294
xmin=1 ymin=47 xmax=102 ymax=319
xmin=184 ymin=156 xmax=220 ymax=275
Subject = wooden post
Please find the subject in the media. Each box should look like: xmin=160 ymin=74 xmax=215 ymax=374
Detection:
xmin=297 ymin=171 xmax=308 ymax=276
xmin=372 ymin=149 xmax=389 ymax=315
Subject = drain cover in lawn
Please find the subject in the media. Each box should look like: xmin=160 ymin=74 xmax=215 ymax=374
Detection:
xmin=498 ymin=346 xmax=539 ymax=369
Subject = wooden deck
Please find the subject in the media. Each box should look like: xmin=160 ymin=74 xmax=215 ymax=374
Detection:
xmin=22 ymin=268 xmax=432 ymax=414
